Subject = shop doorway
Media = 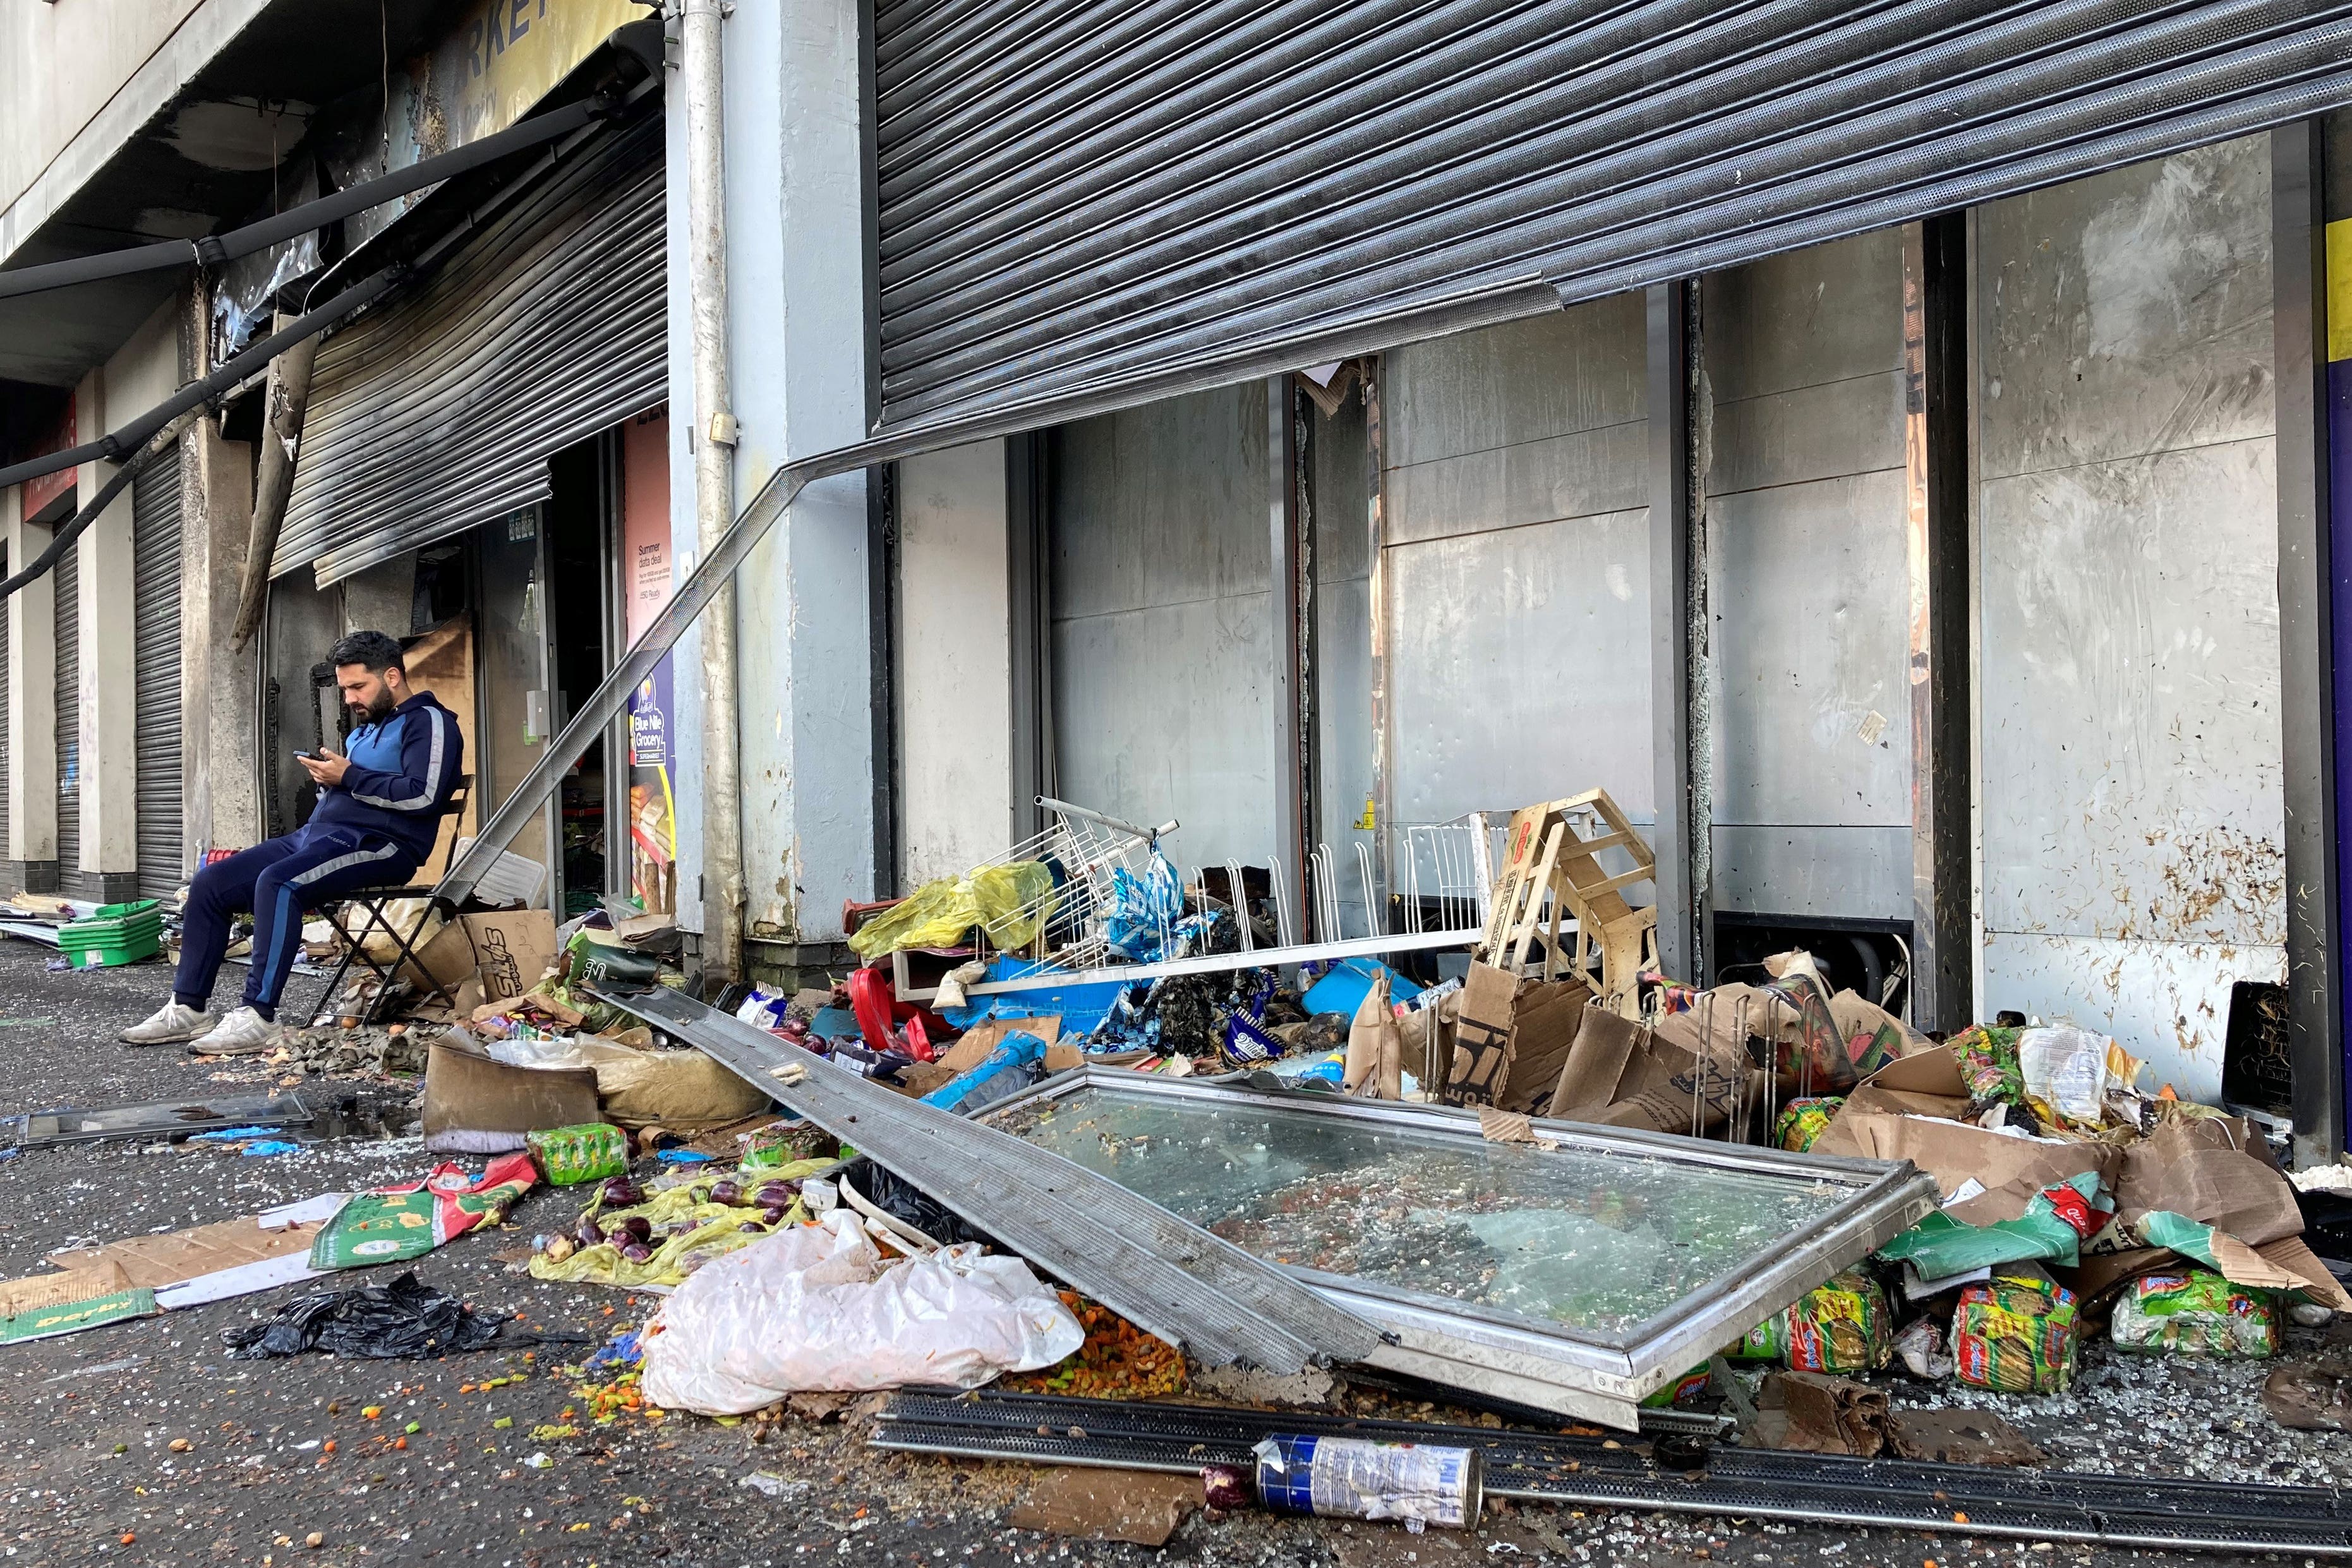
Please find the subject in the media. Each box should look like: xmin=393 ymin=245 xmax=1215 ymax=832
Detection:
xmin=469 ymin=438 xmax=622 ymax=919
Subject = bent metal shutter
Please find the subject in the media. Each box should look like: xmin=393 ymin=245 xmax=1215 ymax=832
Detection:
xmin=870 ymin=0 xmax=2352 ymax=438
xmin=272 ymin=114 xmax=665 ymax=587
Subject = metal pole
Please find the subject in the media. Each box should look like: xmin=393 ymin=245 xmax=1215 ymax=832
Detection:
xmin=684 ymin=0 xmax=744 ymax=983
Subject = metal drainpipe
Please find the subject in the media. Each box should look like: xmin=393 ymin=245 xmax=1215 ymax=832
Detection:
xmin=683 ymin=0 xmax=744 ymax=983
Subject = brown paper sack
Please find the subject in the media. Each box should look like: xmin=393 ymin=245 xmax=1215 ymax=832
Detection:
xmin=1344 ymin=968 xmax=1402 ymax=1100
xmin=597 ymin=1048 xmax=778 ymax=1130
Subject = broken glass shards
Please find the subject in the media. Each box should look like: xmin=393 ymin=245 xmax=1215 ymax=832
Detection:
xmin=988 ymin=1073 xmax=1936 ymax=1428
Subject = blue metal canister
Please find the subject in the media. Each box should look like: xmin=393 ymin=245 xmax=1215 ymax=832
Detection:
xmin=1252 ymin=1434 xmax=1484 ymax=1529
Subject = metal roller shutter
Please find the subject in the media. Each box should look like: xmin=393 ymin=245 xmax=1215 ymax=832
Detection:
xmin=133 ymin=447 xmax=184 ymax=900
xmin=53 ymin=540 xmax=77 ymax=895
xmin=272 ymin=113 xmax=666 ymax=587
xmin=872 ymin=0 xmax=2352 ymax=436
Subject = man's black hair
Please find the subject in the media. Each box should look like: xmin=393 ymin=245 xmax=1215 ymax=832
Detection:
xmin=329 ymin=629 xmax=406 ymax=675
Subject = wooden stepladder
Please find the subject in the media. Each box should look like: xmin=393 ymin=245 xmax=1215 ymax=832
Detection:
xmin=1475 ymin=788 xmax=1658 ymax=1014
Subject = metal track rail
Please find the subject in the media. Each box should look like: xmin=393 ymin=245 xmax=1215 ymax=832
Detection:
xmin=871 ymin=1390 xmax=2352 ymax=1557
xmin=593 ymin=987 xmax=1382 ymax=1374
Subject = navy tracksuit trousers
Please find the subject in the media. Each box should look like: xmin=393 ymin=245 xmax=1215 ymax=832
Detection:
xmin=173 ymin=825 xmax=418 ymax=1017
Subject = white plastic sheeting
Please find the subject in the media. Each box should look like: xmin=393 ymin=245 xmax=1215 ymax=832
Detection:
xmin=638 ymin=1212 xmax=1083 ymax=1414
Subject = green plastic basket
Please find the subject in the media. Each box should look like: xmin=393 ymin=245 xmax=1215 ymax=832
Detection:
xmin=59 ymin=900 xmax=164 ymax=967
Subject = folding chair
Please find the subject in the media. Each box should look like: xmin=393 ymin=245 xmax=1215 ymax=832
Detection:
xmin=312 ymin=775 xmax=473 ymax=1025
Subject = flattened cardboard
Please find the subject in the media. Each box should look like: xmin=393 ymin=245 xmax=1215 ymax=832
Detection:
xmin=1815 ymin=1111 xmax=2119 ymax=1224
xmin=1399 ymin=991 xmax=1459 ymax=1095
xmin=2210 ymin=1232 xmax=2352 ymax=1311
xmin=0 ymin=1258 xmax=130 ymax=1317
xmin=1651 ymin=983 xmax=1761 ymax=1061
xmin=1443 ymin=962 xmax=1591 ymax=1112
xmin=1008 ymin=1468 xmax=1203 ymax=1547
xmin=1442 ymin=962 xmax=1517 ymax=1107
xmin=1865 ymin=1043 xmax=1970 ymax=1097
xmin=1807 ymin=1046 xmax=1981 ymax=1155
xmin=938 ymin=1016 xmax=1062 ymax=1075
xmin=46 ymin=1211 xmax=321 ymax=1289
xmin=1344 ymin=968 xmax=1403 ymax=1100
xmin=2118 ymin=1119 xmax=2303 ymax=1246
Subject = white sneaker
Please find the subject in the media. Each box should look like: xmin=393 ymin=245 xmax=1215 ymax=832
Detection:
xmin=185 ymin=1006 xmax=279 ymax=1057
xmin=121 ymin=1000 xmax=216 ymax=1046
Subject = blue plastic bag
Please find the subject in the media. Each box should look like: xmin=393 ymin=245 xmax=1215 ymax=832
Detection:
xmin=1102 ymin=852 xmax=1184 ymax=962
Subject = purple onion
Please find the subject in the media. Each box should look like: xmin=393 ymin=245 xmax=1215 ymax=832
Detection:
xmin=1201 ymin=1465 xmax=1253 ymax=1512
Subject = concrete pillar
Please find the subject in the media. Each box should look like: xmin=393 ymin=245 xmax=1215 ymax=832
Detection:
xmin=897 ymin=440 xmax=1013 ymax=884
xmin=3 ymin=488 xmax=57 ymax=886
xmin=665 ymin=0 xmax=875 ymax=962
xmin=179 ymin=404 xmax=259 ymax=857
xmin=76 ymin=299 xmax=179 ymax=903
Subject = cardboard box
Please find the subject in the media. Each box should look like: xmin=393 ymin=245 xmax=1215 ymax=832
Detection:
xmin=1442 ymin=962 xmax=1592 ymax=1112
xmin=420 ymin=1035 xmax=601 ymax=1151
xmin=414 ymin=908 xmax=558 ymax=1000
xmin=1548 ymin=1001 xmax=1761 ymax=1135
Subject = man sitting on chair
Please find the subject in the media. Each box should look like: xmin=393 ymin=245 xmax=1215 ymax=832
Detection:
xmin=122 ymin=630 xmax=464 ymax=1055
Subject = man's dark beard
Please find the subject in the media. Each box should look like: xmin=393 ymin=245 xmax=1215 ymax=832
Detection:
xmin=353 ymin=685 xmax=397 ymax=722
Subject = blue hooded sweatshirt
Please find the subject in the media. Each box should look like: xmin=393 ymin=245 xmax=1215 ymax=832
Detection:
xmin=306 ymin=691 xmax=464 ymax=864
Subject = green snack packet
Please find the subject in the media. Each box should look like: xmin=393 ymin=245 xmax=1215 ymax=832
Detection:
xmin=527 ymin=1122 xmax=630 ymax=1186
xmin=1782 ymin=1269 xmax=1892 ymax=1373
xmin=1953 ymin=1024 xmax=2025 ymax=1107
xmin=2109 ymin=1271 xmax=2277 ymax=1358
xmin=1725 ymin=1269 xmax=1890 ymax=1372
xmin=740 ymin=1121 xmax=836 ymax=1174
xmin=1953 ymin=1272 xmax=2078 ymax=1392
xmin=1774 ymin=1095 xmax=1843 ymax=1152
xmin=1640 ymin=1361 xmax=1712 ymax=1409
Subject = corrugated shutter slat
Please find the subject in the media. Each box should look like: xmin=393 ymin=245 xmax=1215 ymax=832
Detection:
xmin=134 ymin=447 xmax=183 ymax=900
xmin=53 ymin=540 xmax=77 ymax=893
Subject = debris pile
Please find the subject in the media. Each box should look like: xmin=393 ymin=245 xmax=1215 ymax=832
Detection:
xmin=0 ymin=786 xmax=2345 ymax=1558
